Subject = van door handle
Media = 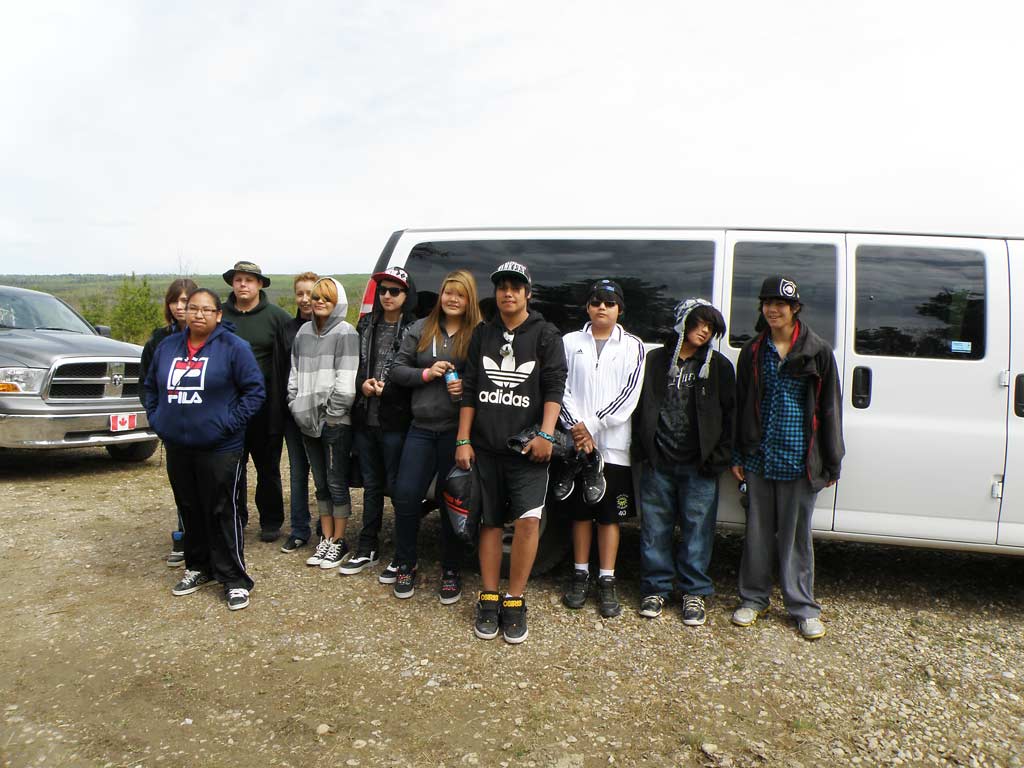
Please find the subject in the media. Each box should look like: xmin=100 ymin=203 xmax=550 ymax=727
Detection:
xmin=852 ymin=366 xmax=872 ymax=409
xmin=1015 ymin=374 xmax=1024 ymax=417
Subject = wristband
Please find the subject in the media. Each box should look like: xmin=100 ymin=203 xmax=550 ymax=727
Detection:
xmin=456 ymin=438 xmax=471 ymax=447
xmin=422 ymin=368 xmax=431 ymax=382
xmin=536 ymin=430 xmax=557 ymax=444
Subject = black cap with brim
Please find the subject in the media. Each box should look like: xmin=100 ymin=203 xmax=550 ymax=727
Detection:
xmin=490 ymin=260 xmax=532 ymax=287
xmin=758 ymin=275 xmax=800 ymax=302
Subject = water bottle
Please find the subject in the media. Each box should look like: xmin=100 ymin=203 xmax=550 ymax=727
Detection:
xmin=444 ymin=368 xmax=462 ymax=403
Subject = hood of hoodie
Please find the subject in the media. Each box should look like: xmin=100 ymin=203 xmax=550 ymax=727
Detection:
xmin=313 ymin=277 xmax=349 ymax=337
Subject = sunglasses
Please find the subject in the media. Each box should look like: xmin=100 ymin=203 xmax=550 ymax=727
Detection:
xmin=588 ymin=299 xmax=618 ymax=309
xmin=500 ymin=330 xmax=514 ymax=358
xmin=378 ymin=285 xmax=406 ymax=297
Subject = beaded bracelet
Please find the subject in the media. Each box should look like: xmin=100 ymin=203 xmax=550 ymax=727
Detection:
xmin=536 ymin=430 xmax=557 ymax=444
xmin=456 ymin=438 xmax=472 ymax=447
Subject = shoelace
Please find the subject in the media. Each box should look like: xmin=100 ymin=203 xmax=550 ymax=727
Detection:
xmin=227 ymin=588 xmax=248 ymax=601
xmin=313 ymin=539 xmax=331 ymax=557
xmin=683 ymin=595 xmax=704 ymax=611
xmin=182 ymin=569 xmax=202 ymax=584
xmin=324 ymin=542 xmax=342 ymax=560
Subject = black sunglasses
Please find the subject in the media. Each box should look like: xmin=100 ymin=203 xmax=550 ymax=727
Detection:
xmin=378 ymin=285 xmax=406 ymax=297
xmin=588 ymin=299 xmax=618 ymax=309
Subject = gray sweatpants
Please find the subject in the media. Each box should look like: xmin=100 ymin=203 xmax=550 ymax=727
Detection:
xmin=738 ymin=472 xmax=821 ymax=620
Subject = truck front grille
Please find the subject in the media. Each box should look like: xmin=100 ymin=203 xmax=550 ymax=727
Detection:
xmin=45 ymin=360 xmax=142 ymax=401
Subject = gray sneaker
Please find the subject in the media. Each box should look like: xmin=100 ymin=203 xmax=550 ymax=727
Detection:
xmin=638 ymin=595 xmax=664 ymax=618
xmin=681 ymin=594 xmax=707 ymax=626
xmin=798 ymin=617 xmax=826 ymax=640
xmin=731 ymin=606 xmax=767 ymax=627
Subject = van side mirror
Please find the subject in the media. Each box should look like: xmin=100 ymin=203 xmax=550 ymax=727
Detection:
xmin=94 ymin=325 xmax=112 ymax=337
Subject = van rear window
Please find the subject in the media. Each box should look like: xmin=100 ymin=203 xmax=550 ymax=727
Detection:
xmin=405 ymin=239 xmax=715 ymax=344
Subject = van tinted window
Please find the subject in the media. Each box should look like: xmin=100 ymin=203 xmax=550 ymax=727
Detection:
xmin=729 ymin=242 xmax=838 ymax=348
xmin=404 ymin=239 xmax=715 ymax=343
xmin=854 ymin=245 xmax=986 ymax=360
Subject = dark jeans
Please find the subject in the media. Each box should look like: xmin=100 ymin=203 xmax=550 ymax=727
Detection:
xmin=392 ymin=426 xmax=462 ymax=570
xmin=353 ymin=427 xmax=405 ymax=555
xmin=283 ymin=415 xmax=312 ymax=540
xmin=237 ymin=404 xmax=284 ymax=533
xmin=302 ymin=424 xmax=353 ymax=517
xmin=639 ymin=462 xmax=719 ymax=597
xmin=165 ymin=444 xmax=253 ymax=590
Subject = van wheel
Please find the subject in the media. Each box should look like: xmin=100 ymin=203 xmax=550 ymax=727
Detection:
xmin=498 ymin=507 xmax=572 ymax=578
xmin=106 ymin=441 xmax=158 ymax=462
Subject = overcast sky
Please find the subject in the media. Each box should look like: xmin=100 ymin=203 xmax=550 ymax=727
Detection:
xmin=1 ymin=1 xmax=1022 ymax=275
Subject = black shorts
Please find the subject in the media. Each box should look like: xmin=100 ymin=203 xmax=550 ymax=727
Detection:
xmin=474 ymin=450 xmax=550 ymax=527
xmin=564 ymin=462 xmax=636 ymax=524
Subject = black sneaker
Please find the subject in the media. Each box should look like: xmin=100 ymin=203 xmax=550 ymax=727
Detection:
xmin=501 ymin=595 xmax=528 ymax=644
xmin=474 ymin=591 xmax=501 ymax=640
xmin=393 ymin=564 xmax=417 ymax=599
xmin=259 ymin=528 xmax=281 ymax=543
xmin=172 ymin=570 xmax=213 ymax=596
xmin=319 ymin=538 xmax=348 ymax=569
xmin=638 ymin=594 xmax=664 ymax=619
xmin=597 ymin=575 xmax=621 ymax=618
xmin=378 ymin=560 xmax=399 ymax=585
xmin=562 ymin=569 xmax=589 ymax=609
xmin=682 ymin=594 xmax=707 ymax=626
xmin=280 ymin=535 xmax=307 ymax=554
xmin=306 ymin=537 xmax=332 ymax=566
xmin=581 ymin=449 xmax=607 ymax=505
xmin=551 ymin=454 xmax=581 ymax=502
xmin=438 ymin=569 xmax=462 ymax=605
xmin=226 ymin=587 xmax=250 ymax=611
xmin=167 ymin=531 xmax=185 ymax=567
xmin=339 ymin=550 xmax=379 ymax=575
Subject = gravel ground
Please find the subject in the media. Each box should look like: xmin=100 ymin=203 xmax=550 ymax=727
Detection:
xmin=2 ymin=448 xmax=1024 ymax=768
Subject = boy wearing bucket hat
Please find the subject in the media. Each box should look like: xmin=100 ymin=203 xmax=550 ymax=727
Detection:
xmin=730 ymin=276 xmax=844 ymax=640
xmin=632 ymin=298 xmax=735 ymax=626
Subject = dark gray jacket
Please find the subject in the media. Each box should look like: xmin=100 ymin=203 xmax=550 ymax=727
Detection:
xmin=390 ymin=317 xmax=474 ymax=432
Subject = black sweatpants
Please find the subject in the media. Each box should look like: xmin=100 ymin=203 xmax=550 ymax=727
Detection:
xmin=165 ymin=444 xmax=253 ymax=590
xmin=237 ymin=403 xmax=284 ymax=532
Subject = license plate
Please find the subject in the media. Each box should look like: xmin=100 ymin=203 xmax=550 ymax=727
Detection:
xmin=110 ymin=414 xmax=138 ymax=432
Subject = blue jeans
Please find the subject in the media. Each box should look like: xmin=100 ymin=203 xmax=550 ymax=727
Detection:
xmin=353 ymin=427 xmax=405 ymax=555
xmin=639 ymin=462 xmax=719 ymax=597
xmin=392 ymin=426 xmax=462 ymax=570
xmin=284 ymin=416 xmax=312 ymax=540
xmin=302 ymin=424 xmax=353 ymax=518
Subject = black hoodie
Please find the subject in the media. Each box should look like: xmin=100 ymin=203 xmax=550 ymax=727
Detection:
xmin=461 ymin=310 xmax=567 ymax=454
xmin=352 ymin=274 xmax=418 ymax=432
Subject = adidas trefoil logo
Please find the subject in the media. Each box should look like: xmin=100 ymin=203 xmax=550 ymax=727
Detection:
xmin=480 ymin=355 xmax=534 ymax=408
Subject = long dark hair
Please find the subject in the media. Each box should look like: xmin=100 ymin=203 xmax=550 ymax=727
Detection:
xmin=163 ymin=277 xmax=199 ymax=325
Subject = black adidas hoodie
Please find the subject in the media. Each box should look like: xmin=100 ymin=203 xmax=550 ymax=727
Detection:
xmin=461 ymin=310 xmax=567 ymax=454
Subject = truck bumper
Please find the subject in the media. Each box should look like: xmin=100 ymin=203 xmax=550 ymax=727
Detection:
xmin=0 ymin=411 xmax=156 ymax=449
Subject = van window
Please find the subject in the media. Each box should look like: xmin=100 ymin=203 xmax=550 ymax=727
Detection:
xmin=729 ymin=242 xmax=838 ymax=348
xmin=405 ymin=239 xmax=715 ymax=343
xmin=854 ymin=245 xmax=986 ymax=360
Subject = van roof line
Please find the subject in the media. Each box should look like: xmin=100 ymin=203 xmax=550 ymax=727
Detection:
xmin=395 ymin=225 xmax=1024 ymax=240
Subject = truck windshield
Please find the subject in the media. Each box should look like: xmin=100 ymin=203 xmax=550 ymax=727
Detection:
xmin=0 ymin=288 xmax=95 ymax=334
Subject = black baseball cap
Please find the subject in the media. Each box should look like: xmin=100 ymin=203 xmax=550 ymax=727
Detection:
xmin=588 ymin=278 xmax=625 ymax=310
xmin=758 ymin=275 xmax=800 ymax=302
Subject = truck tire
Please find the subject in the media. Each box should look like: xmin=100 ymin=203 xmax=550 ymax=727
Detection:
xmin=106 ymin=440 xmax=159 ymax=462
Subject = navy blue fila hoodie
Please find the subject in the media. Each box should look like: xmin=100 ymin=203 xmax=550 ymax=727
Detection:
xmin=143 ymin=322 xmax=266 ymax=453
xmin=461 ymin=310 xmax=567 ymax=454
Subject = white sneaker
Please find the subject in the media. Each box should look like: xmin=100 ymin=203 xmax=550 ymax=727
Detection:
xmin=798 ymin=617 xmax=826 ymax=640
xmin=731 ymin=606 xmax=766 ymax=627
xmin=306 ymin=537 xmax=332 ymax=567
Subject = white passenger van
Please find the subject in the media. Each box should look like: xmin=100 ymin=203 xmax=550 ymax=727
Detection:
xmin=362 ymin=227 xmax=1024 ymax=570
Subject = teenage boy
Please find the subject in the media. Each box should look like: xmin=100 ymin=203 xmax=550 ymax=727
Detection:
xmin=456 ymin=260 xmax=567 ymax=644
xmin=341 ymin=266 xmax=416 ymax=579
xmin=222 ymin=261 xmax=292 ymax=542
xmin=730 ymin=276 xmax=844 ymax=640
xmin=558 ymin=279 xmax=646 ymax=619
xmin=632 ymin=299 xmax=735 ymax=626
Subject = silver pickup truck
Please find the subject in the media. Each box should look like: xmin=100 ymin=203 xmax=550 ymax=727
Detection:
xmin=0 ymin=284 xmax=159 ymax=460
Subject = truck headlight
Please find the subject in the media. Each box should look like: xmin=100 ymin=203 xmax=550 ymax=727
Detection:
xmin=0 ymin=367 xmax=47 ymax=394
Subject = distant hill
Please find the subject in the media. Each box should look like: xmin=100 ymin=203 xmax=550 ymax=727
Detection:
xmin=0 ymin=273 xmax=372 ymax=326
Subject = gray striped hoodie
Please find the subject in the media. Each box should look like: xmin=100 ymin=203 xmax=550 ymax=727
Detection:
xmin=286 ymin=278 xmax=359 ymax=437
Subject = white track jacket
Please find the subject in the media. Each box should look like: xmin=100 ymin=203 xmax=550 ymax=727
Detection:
xmin=559 ymin=323 xmax=646 ymax=466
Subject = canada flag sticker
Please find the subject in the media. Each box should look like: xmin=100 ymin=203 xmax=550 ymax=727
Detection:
xmin=110 ymin=413 xmax=137 ymax=432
